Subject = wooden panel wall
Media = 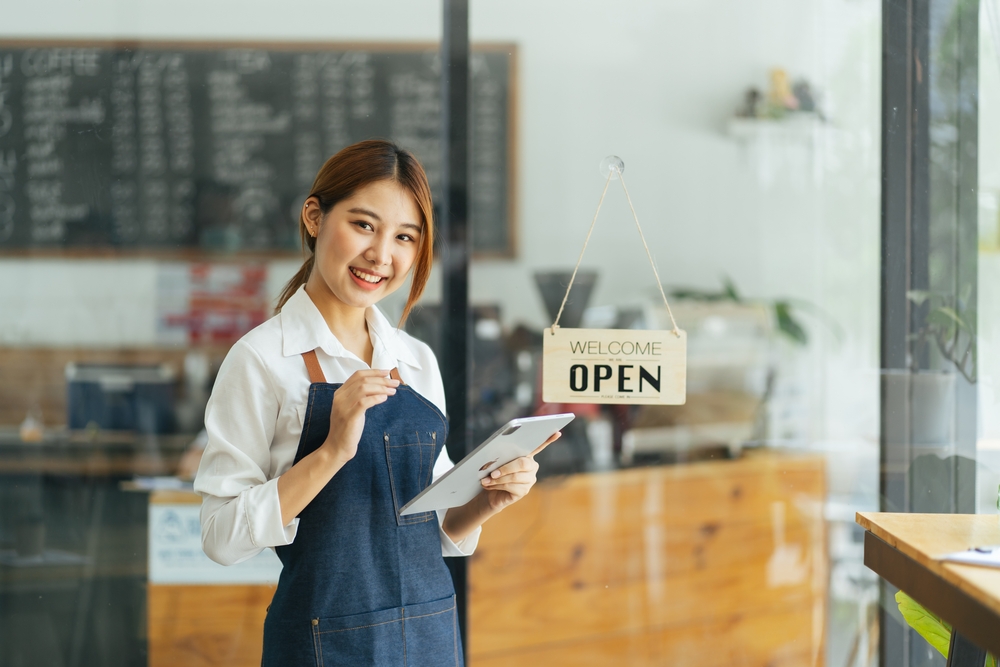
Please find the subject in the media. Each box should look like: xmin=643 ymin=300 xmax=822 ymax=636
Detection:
xmin=468 ymin=453 xmax=827 ymax=666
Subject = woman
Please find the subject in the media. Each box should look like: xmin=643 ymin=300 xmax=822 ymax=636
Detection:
xmin=194 ymin=140 xmax=557 ymax=666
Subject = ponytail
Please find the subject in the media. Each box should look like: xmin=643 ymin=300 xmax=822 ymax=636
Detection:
xmin=276 ymin=254 xmax=314 ymax=312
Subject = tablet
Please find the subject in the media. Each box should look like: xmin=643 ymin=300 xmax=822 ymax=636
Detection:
xmin=399 ymin=412 xmax=575 ymax=515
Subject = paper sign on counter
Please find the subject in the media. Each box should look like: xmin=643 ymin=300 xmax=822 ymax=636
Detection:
xmin=149 ymin=504 xmax=282 ymax=584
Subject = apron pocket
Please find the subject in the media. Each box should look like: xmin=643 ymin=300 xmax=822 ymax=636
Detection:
xmin=384 ymin=432 xmax=438 ymax=526
xmin=401 ymin=595 xmax=461 ymax=667
xmin=312 ymin=606 xmax=402 ymax=666
xmin=311 ymin=596 xmax=459 ymax=667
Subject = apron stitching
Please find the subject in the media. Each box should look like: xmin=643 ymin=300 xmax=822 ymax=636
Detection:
xmin=314 ymin=616 xmax=405 ymax=635
xmin=302 ymin=386 xmax=317 ymax=446
xmin=313 ymin=606 xmax=453 ymax=636
xmin=311 ymin=620 xmax=324 ymax=667
xmin=425 ymin=433 xmax=434 ymax=487
xmin=384 ymin=432 xmax=400 ymax=523
xmin=424 ymin=431 xmax=437 ymax=488
xmin=399 ymin=387 xmax=448 ymax=435
xmin=417 ymin=432 xmax=423 ymax=492
xmin=385 ymin=434 xmax=436 ymax=525
xmin=399 ymin=606 xmax=455 ymax=622
xmin=401 ymin=607 xmax=407 ymax=666
xmin=452 ymin=598 xmax=458 ymax=666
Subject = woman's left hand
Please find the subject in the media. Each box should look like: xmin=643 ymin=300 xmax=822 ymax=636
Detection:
xmin=479 ymin=432 xmax=562 ymax=512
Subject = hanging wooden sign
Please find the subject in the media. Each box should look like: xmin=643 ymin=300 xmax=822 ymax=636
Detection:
xmin=540 ymin=156 xmax=687 ymax=406
xmin=542 ymin=327 xmax=686 ymax=404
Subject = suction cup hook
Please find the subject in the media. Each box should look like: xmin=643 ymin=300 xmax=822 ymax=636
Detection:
xmin=599 ymin=155 xmax=625 ymax=180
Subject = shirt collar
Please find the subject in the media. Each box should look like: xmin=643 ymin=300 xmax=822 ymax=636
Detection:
xmin=280 ymin=285 xmax=421 ymax=370
xmin=365 ymin=304 xmax=421 ymax=370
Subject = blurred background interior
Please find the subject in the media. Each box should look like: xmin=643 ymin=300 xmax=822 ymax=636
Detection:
xmin=1 ymin=0 xmax=998 ymax=665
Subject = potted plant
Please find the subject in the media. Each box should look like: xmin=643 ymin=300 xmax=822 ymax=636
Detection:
xmin=906 ymin=288 xmax=976 ymax=384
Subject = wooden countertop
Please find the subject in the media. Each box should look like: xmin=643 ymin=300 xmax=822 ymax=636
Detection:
xmin=0 ymin=431 xmax=192 ymax=476
xmin=857 ymin=512 xmax=1000 ymax=617
xmin=857 ymin=511 xmax=1000 ymax=655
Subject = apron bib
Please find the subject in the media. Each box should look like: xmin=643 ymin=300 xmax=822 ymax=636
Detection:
xmin=262 ymin=351 xmax=461 ymax=667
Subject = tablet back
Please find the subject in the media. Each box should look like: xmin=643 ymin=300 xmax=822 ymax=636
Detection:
xmin=399 ymin=413 xmax=575 ymax=515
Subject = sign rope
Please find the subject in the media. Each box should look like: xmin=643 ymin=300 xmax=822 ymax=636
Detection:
xmin=550 ymin=165 xmax=680 ymax=336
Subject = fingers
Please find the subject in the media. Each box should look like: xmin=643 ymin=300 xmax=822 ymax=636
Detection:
xmin=357 ymin=393 xmax=390 ymax=409
xmin=481 ymin=470 xmax=535 ymax=490
xmin=489 ymin=455 xmax=537 ymax=480
xmin=345 ymin=370 xmax=400 ymax=389
xmin=331 ymin=373 xmax=400 ymax=423
xmin=349 ymin=368 xmax=398 ymax=378
xmin=355 ymin=378 xmax=398 ymax=396
xmin=481 ymin=457 xmax=538 ymax=489
xmin=338 ymin=375 xmax=399 ymax=404
xmin=530 ymin=431 xmax=562 ymax=457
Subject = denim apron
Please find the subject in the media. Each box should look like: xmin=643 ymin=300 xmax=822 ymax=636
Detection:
xmin=262 ymin=350 xmax=461 ymax=667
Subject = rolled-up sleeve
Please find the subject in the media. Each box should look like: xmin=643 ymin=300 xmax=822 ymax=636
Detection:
xmin=194 ymin=341 xmax=297 ymax=566
xmin=432 ymin=446 xmax=481 ymax=556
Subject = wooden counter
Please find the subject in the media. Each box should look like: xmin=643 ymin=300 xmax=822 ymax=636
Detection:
xmin=0 ymin=431 xmax=189 ymax=476
xmin=144 ymin=452 xmax=827 ymax=666
xmin=468 ymin=451 xmax=827 ymax=666
xmin=146 ymin=490 xmax=275 ymax=667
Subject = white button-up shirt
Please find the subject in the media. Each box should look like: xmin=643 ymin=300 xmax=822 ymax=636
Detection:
xmin=194 ymin=285 xmax=480 ymax=566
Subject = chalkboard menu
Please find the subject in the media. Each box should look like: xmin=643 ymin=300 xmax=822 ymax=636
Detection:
xmin=0 ymin=42 xmax=515 ymax=255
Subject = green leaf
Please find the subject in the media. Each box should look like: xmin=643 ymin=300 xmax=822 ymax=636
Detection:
xmin=959 ymin=282 xmax=972 ymax=306
xmin=927 ymin=309 xmax=959 ymax=337
xmin=722 ymin=276 xmax=741 ymax=302
xmin=669 ymin=287 xmax=726 ymax=301
xmin=937 ymin=306 xmax=976 ymax=335
xmin=895 ymin=590 xmax=952 ymax=658
xmin=780 ymin=297 xmax=846 ymax=345
xmin=775 ymin=301 xmax=808 ymax=345
xmin=936 ymin=307 xmax=967 ymax=328
xmin=907 ymin=290 xmax=933 ymax=306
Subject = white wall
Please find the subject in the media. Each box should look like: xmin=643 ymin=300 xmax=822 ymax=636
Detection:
xmin=0 ymin=0 xmax=882 ymax=452
xmin=2 ymin=0 xmax=442 ymax=41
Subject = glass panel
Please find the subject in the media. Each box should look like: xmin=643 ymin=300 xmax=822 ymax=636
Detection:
xmin=0 ymin=4 xmax=448 ymax=666
xmin=465 ymin=1 xmax=882 ymax=665
xmin=980 ymin=0 xmax=1000 ymax=513
xmin=876 ymin=0 xmax=986 ymax=663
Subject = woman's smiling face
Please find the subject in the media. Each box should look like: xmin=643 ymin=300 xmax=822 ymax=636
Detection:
xmin=304 ymin=179 xmax=423 ymax=314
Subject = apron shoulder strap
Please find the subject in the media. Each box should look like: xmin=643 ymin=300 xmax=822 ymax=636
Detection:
xmin=302 ymin=350 xmax=327 ymax=384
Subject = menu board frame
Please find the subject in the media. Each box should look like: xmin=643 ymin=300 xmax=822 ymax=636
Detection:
xmin=0 ymin=39 xmax=518 ymax=259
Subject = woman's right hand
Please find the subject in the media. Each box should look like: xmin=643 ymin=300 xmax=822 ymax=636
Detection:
xmin=323 ymin=369 xmax=400 ymax=463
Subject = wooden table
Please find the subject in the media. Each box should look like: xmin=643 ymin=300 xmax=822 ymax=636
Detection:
xmin=856 ymin=512 xmax=1000 ymax=664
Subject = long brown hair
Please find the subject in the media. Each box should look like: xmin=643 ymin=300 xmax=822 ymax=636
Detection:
xmin=276 ymin=140 xmax=435 ymax=326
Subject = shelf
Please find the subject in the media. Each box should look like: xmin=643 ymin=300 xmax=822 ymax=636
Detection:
xmin=727 ymin=113 xmax=827 ymax=141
